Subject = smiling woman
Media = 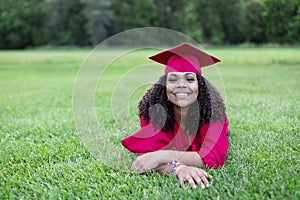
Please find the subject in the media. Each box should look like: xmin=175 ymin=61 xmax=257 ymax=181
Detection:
xmin=166 ymin=72 xmax=199 ymax=109
xmin=121 ymin=43 xmax=228 ymax=190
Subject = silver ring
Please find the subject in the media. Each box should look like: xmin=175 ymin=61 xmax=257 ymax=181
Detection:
xmin=134 ymin=167 xmax=140 ymax=171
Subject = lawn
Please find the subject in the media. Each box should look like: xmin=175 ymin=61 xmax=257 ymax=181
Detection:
xmin=0 ymin=47 xmax=299 ymax=199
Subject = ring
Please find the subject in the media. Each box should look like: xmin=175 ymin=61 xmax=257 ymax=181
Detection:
xmin=134 ymin=167 xmax=140 ymax=172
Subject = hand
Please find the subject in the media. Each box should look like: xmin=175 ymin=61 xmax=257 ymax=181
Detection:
xmin=175 ymin=165 xmax=212 ymax=189
xmin=130 ymin=152 xmax=162 ymax=173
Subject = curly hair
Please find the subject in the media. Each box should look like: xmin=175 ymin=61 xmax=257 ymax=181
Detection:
xmin=138 ymin=74 xmax=226 ymax=134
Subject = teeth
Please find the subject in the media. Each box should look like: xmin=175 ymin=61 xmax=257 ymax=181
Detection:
xmin=175 ymin=93 xmax=188 ymax=97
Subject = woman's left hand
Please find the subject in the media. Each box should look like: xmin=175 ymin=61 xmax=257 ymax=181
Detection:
xmin=130 ymin=151 xmax=164 ymax=173
xmin=176 ymin=165 xmax=212 ymax=189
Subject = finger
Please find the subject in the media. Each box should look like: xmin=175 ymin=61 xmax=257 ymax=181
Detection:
xmin=139 ymin=167 xmax=147 ymax=174
xmin=203 ymin=171 xmax=213 ymax=181
xmin=130 ymin=159 xmax=138 ymax=171
xmin=197 ymin=169 xmax=211 ymax=182
xmin=199 ymin=169 xmax=209 ymax=178
xmin=203 ymin=170 xmax=209 ymax=177
xmin=197 ymin=171 xmax=210 ymax=187
xmin=130 ymin=163 xmax=136 ymax=171
xmin=131 ymin=166 xmax=140 ymax=173
xmin=190 ymin=172 xmax=202 ymax=187
xmin=130 ymin=163 xmax=142 ymax=173
xmin=179 ymin=176 xmax=184 ymax=187
xmin=186 ymin=175 xmax=197 ymax=189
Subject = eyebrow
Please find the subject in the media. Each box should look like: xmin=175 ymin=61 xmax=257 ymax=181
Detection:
xmin=184 ymin=73 xmax=195 ymax=76
xmin=168 ymin=72 xmax=196 ymax=77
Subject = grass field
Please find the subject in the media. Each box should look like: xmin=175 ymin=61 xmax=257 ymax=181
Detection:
xmin=0 ymin=47 xmax=299 ymax=199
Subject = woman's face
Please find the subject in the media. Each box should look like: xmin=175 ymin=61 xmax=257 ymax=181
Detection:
xmin=166 ymin=72 xmax=199 ymax=108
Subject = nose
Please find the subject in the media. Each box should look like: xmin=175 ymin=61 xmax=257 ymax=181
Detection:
xmin=177 ymin=78 xmax=187 ymax=88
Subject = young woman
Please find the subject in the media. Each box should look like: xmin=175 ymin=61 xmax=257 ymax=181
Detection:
xmin=122 ymin=43 xmax=229 ymax=189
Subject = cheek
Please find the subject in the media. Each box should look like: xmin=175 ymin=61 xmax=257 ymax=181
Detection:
xmin=192 ymin=84 xmax=199 ymax=96
xmin=166 ymin=88 xmax=174 ymax=101
xmin=195 ymin=90 xmax=199 ymax=99
xmin=166 ymin=83 xmax=174 ymax=97
xmin=166 ymin=88 xmax=171 ymax=99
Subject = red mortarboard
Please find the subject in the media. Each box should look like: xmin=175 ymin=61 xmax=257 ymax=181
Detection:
xmin=149 ymin=42 xmax=221 ymax=75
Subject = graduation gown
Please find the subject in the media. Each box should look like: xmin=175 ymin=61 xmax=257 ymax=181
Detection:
xmin=122 ymin=117 xmax=229 ymax=168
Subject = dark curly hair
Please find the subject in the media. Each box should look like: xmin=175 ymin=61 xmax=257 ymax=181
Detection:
xmin=138 ymin=74 xmax=226 ymax=134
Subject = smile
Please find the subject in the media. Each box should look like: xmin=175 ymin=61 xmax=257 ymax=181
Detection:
xmin=174 ymin=93 xmax=190 ymax=97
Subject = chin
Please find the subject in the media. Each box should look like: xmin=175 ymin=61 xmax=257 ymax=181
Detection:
xmin=174 ymin=102 xmax=192 ymax=108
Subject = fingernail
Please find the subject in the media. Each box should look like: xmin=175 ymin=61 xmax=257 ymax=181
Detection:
xmin=206 ymin=183 xmax=210 ymax=187
xmin=201 ymin=184 xmax=205 ymax=189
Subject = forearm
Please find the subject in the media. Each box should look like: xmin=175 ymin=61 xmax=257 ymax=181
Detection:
xmin=157 ymin=150 xmax=205 ymax=168
xmin=155 ymin=164 xmax=172 ymax=174
xmin=131 ymin=150 xmax=205 ymax=173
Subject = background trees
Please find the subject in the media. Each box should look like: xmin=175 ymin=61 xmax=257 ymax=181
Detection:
xmin=0 ymin=0 xmax=47 ymax=49
xmin=263 ymin=0 xmax=300 ymax=44
xmin=46 ymin=0 xmax=90 ymax=46
xmin=83 ymin=0 xmax=114 ymax=46
xmin=0 ymin=0 xmax=299 ymax=49
xmin=245 ymin=0 xmax=266 ymax=43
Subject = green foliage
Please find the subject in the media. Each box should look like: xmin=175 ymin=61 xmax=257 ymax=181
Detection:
xmin=181 ymin=0 xmax=246 ymax=45
xmin=263 ymin=0 xmax=300 ymax=43
xmin=245 ymin=0 xmax=267 ymax=43
xmin=82 ymin=0 xmax=114 ymax=46
xmin=0 ymin=48 xmax=299 ymax=198
xmin=0 ymin=0 xmax=300 ymax=48
xmin=111 ymin=0 xmax=157 ymax=30
xmin=109 ymin=0 xmax=189 ymax=45
xmin=46 ymin=0 xmax=90 ymax=46
xmin=218 ymin=0 xmax=247 ymax=44
xmin=0 ymin=0 xmax=47 ymax=49
xmin=183 ymin=2 xmax=203 ymax=43
xmin=151 ymin=0 xmax=187 ymax=32
xmin=188 ymin=0 xmax=224 ymax=45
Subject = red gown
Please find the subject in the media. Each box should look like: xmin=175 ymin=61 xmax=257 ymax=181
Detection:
xmin=122 ymin=117 xmax=229 ymax=168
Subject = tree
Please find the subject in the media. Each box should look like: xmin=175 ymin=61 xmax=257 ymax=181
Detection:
xmin=152 ymin=0 xmax=187 ymax=32
xmin=46 ymin=0 xmax=90 ymax=46
xmin=189 ymin=0 xmax=224 ymax=45
xmin=245 ymin=0 xmax=266 ymax=43
xmin=287 ymin=6 xmax=300 ymax=44
xmin=0 ymin=0 xmax=47 ymax=49
xmin=111 ymin=0 xmax=157 ymax=30
xmin=263 ymin=0 xmax=300 ymax=44
xmin=217 ymin=0 xmax=247 ymax=44
xmin=110 ymin=0 xmax=187 ymax=33
xmin=82 ymin=0 xmax=115 ymax=46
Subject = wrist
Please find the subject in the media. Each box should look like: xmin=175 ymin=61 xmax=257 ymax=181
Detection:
xmin=157 ymin=150 xmax=183 ymax=164
xmin=153 ymin=151 xmax=168 ymax=164
xmin=168 ymin=161 xmax=185 ymax=175
xmin=155 ymin=150 xmax=173 ymax=164
xmin=175 ymin=163 xmax=185 ymax=175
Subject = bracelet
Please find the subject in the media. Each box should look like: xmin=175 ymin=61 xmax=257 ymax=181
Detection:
xmin=168 ymin=161 xmax=184 ymax=174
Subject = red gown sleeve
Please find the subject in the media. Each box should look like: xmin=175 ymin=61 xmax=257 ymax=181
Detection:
xmin=121 ymin=117 xmax=172 ymax=153
xmin=198 ymin=118 xmax=229 ymax=168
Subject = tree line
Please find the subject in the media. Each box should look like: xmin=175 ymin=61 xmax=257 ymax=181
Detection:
xmin=0 ymin=0 xmax=299 ymax=49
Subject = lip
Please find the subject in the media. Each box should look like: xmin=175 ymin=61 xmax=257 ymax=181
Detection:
xmin=173 ymin=92 xmax=190 ymax=98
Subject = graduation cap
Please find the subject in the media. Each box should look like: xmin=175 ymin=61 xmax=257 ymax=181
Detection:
xmin=149 ymin=42 xmax=221 ymax=75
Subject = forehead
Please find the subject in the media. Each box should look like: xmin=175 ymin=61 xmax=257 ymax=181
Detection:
xmin=167 ymin=72 xmax=196 ymax=77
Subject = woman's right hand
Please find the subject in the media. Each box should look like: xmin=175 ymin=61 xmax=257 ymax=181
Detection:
xmin=175 ymin=165 xmax=212 ymax=189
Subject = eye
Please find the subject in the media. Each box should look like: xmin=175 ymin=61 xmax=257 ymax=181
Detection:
xmin=186 ymin=78 xmax=195 ymax=82
xmin=168 ymin=78 xmax=177 ymax=82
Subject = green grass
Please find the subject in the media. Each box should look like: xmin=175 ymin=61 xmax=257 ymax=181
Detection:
xmin=0 ymin=47 xmax=299 ymax=199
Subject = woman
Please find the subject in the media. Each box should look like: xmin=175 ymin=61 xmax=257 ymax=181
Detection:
xmin=122 ymin=43 xmax=229 ymax=189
